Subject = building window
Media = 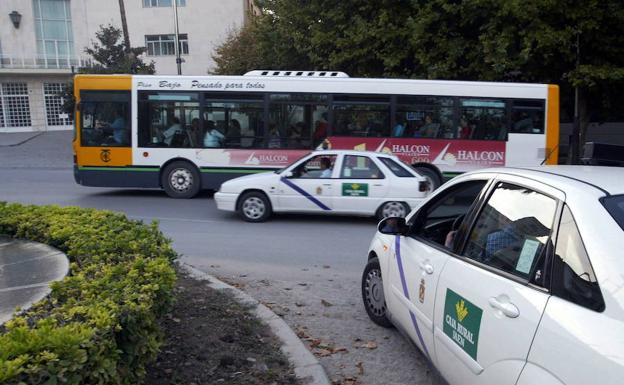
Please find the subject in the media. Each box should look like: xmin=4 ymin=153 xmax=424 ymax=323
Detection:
xmin=145 ymin=34 xmax=189 ymax=56
xmin=143 ymin=0 xmax=186 ymax=7
xmin=44 ymin=83 xmax=72 ymax=127
xmin=33 ymin=0 xmax=74 ymax=68
xmin=0 ymin=83 xmax=32 ymax=128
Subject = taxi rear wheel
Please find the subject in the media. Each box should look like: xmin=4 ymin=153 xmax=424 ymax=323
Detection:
xmin=377 ymin=201 xmax=410 ymax=220
xmin=238 ymin=191 xmax=272 ymax=222
xmin=362 ymin=257 xmax=393 ymax=328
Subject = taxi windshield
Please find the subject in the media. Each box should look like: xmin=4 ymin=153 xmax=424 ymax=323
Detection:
xmin=602 ymin=194 xmax=624 ymax=231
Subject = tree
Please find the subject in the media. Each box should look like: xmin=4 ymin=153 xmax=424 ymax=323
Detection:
xmin=410 ymin=0 xmax=624 ymax=162
xmin=214 ymin=0 xmax=624 ymax=163
xmin=82 ymin=24 xmax=155 ymax=74
xmin=61 ymin=25 xmax=155 ymax=114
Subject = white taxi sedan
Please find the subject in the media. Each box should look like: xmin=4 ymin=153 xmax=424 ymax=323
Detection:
xmin=362 ymin=166 xmax=624 ymax=385
xmin=215 ymin=150 xmax=430 ymax=222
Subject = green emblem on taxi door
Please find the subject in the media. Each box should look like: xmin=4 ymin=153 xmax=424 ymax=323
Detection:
xmin=342 ymin=183 xmax=368 ymax=197
xmin=443 ymin=289 xmax=483 ymax=361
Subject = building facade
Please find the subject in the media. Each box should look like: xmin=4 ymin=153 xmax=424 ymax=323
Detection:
xmin=0 ymin=0 xmax=253 ymax=132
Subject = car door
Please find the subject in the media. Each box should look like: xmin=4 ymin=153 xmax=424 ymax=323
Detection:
xmin=385 ymin=177 xmax=491 ymax=363
xmin=432 ymin=176 xmax=563 ymax=385
xmin=277 ymin=154 xmax=336 ymax=212
xmin=331 ymin=154 xmax=389 ymax=214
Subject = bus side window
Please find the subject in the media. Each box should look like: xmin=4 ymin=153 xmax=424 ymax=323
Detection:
xmin=460 ymin=98 xmax=508 ymax=141
xmin=138 ymin=92 xmax=199 ymax=148
xmin=268 ymin=93 xmax=329 ymax=149
xmin=510 ymin=100 xmax=545 ymax=134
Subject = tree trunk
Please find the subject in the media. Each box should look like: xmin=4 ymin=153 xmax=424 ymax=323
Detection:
xmin=568 ymin=87 xmax=589 ymax=164
xmin=118 ymin=0 xmax=131 ymax=51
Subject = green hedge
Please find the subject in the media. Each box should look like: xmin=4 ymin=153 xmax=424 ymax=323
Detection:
xmin=0 ymin=203 xmax=176 ymax=385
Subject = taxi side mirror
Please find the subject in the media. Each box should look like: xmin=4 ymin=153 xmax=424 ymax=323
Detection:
xmin=378 ymin=217 xmax=408 ymax=236
xmin=283 ymin=171 xmax=294 ymax=178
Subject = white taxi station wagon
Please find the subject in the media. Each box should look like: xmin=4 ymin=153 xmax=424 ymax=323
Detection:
xmin=214 ymin=150 xmax=430 ymax=221
xmin=361 ymin=166 xmax=624 ymax=385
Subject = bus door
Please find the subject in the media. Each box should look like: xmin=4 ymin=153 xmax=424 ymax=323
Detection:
xmin=75 ymin=90 xmax=132 ymax=168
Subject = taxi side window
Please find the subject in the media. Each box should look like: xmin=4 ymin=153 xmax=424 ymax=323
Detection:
xmin=408 ymin=180 xmax=487 ymax=247
xmin=294 ymin=155 xmax=337 ymax=178
xmin=340 ymin=155 xmax=384 ymax=179
xmin=463 ymin=183 xmax=556 ymax=281
xmin=551 ymin=205 xmax=605 ymax=312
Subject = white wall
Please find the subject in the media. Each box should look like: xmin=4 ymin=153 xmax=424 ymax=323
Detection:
xmin=74 ymin=0 xmax=246 ymax=75
xmin=0 ymin=0 xmax=38 ymax=59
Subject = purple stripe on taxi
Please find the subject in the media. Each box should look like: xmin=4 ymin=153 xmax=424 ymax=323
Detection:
xmin=280 ymin=177 xmax=332 ymax=211
xmin=395 ymin=235 xmax=431 ymax=360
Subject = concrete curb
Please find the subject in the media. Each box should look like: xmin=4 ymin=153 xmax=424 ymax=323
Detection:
xmin=181 ymin=262 xmax=331 ymax=385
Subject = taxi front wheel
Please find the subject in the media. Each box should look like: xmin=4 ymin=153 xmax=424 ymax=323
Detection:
xmin=238 ymin=191 xmax=272 ymax=222
xmin=362 ymin=257 xmax=393 ymax=328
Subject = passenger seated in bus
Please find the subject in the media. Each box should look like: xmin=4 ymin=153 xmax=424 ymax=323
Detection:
xmin=415 ymin=115 xmax=440 ymax=138
xmin=189 ymin=118 xmax=202 ymax=146
xmin=163 ymin=117 xmax=181 ymax=146
xmin=313 ymin=112 xmax=329 ymax=146
xmin=268 ymin=124 xmax=283 ymax=148
xmin=203 ymin=120 xmax=224 ymax=147
xmin=457 ymin=117 xmax=472 ymax=139
xmin=392 ymin=116 xmax=406 ymax=137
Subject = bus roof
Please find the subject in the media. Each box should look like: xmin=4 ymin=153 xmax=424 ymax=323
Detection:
xmin=75 ymin=73 xmax=555 ymax=99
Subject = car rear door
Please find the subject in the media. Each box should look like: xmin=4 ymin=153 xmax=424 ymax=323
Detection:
xmin=432 ymin=175 xmax=562 ymax=385
xmin=331 ymin=154 xmax=389 ymax=215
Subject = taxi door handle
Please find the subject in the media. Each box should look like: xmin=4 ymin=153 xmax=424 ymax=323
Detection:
xmin=489 ymin=297 xmax=520 ymax=318
xmin=419 ymin=261 xmax=434 ymax=274
xmin=322 ymin=183 xmax=332 ymax=186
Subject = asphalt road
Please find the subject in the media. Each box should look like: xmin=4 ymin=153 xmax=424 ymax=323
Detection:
xmin=0 ymin=132 xmax=439 ymax=385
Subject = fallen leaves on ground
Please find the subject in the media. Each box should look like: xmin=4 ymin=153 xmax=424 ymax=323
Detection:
xmin=321 ymin=299 xmax=333 ymax=307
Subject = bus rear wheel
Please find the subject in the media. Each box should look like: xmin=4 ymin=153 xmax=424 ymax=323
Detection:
xmin=415 ymin=166 xmax=442 ymax=191
xmin=162 ymin=161 xmax=201 ymax=199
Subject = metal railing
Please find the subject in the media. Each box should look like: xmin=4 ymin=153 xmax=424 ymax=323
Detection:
xmin=0 ymin=54 xmax=92 ymax=70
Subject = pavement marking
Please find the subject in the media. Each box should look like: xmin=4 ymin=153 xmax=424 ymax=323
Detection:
xmin=0 ymin=282 xmax=53 ymax=293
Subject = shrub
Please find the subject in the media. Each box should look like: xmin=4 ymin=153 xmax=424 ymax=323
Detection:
xmin=0 ymin=202 xmax=176 ymax=385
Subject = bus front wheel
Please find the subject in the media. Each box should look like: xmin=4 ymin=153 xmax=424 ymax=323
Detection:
xmin=162 ymin=161 xmax=201 ymax=199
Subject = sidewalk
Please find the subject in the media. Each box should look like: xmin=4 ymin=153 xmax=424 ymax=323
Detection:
xmin=0 ymin=132 xmax=43 ymax=147
xmin=0 ymin=130 xmax=73 ymax=169
xmin=0 ymin=236 xmax=69 ymax=325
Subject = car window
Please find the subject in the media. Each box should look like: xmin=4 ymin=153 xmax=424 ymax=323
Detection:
xmin=602 ymin=194 xmax=624 ymax=231
xmin=551 ymin=205 xmax=605 ymax=311
xmin=378 ymin=157 xmax=414 ymax=177
xmin=293 ymin=154 xmax=337 ymax=178
xmin=408 ymin=180 xmax=487 ymax=248
xmin=463 ymin=182 xmax=557 ymax=281
xmin=340 ymin=155 xmax=384 ymax=179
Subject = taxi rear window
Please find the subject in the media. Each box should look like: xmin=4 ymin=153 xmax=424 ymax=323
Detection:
xmin=378 ymin=157 xmax=414 ymax=177
xmin=602 ymin=195 xmax=624 ymax=231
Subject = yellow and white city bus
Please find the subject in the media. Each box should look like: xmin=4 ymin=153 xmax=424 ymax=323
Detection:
xmin=72 ymin=71 xmax=559 ymax=198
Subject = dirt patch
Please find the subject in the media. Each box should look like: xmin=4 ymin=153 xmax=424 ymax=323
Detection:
xmin=144 ymin=272 xmax=300 ymax=385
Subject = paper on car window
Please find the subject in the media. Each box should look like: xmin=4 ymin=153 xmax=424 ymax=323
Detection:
xmin=515 ymin=239 xmax=540 ymax=274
